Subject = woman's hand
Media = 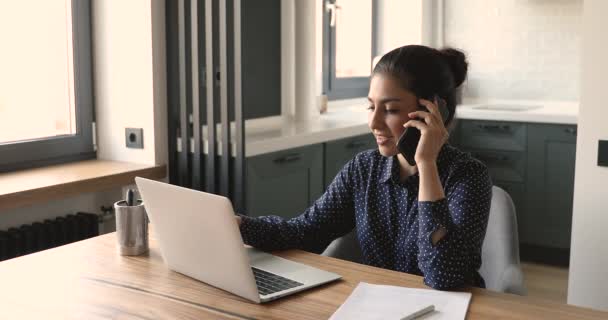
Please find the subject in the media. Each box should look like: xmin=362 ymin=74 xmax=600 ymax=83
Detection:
xmin=403 ymin=98 xmax=449 ymax=166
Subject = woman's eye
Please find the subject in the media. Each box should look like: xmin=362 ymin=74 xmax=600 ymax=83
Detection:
xmin=386 ymin=109 xmax=399 ymax=114
xmin=367 ymin=105 xmax=375 ymax=111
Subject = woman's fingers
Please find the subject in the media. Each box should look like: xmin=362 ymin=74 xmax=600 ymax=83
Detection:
xmin=418 ymin=98 xmax=443 ymax=123
xmin=406 ymin=108 xmax=449 ymax=140
xmin=407 ymin=111 xmax=434 ymax=124
xmin=403 ymin=119 xmax=428 ymax=131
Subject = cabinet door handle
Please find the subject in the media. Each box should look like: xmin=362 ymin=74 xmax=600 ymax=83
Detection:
xmin=477 ymin=124 xmax=511 ymax=132
xmin=474 ymin=153 xmax=509 ymax=163
xmin=273 ymin=153 xmax=301 ymax=164
xmin=564 ymin=128 xmax=577 ymax=136
xmin=346 ymin=141 xmax=367 ymax=149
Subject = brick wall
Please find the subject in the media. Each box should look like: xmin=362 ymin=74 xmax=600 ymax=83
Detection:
xmin=444 ymin=0 xmax=582 ymax=101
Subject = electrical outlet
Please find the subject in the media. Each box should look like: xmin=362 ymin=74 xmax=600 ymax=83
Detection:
xmin=599 ymin=140 xmax=608 ymax=167
xmin=125 ymin=128 xmax=144 ymax=149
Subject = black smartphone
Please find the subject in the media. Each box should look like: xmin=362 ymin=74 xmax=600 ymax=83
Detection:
xmin=397 ymin=95 xmax=449 ymax=166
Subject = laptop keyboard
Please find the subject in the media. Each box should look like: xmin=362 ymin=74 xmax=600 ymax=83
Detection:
xmin=252 ymin=267 xmax=303 ymax=296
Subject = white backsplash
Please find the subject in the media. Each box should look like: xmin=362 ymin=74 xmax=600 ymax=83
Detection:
xmin=444 ymin=0 xmax=582 ymax=101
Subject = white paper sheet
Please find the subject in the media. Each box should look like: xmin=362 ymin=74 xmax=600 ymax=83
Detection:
xmin=329 ymin=282 xmax=472 ymax=320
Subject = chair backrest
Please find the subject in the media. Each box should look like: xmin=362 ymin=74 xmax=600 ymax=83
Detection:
xmin=321 ymin=227 xmax=363 ymax=263
xmin=479 ymin=186 xmax=526 ymax=295
xmin=322 ymin=186 xmax=527 ymax=295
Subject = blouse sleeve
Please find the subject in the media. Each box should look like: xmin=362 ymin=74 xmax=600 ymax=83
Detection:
xmin=238 ymin=157 xmax=359 ymax=253
xmin=416 ymin=160 xmax=492 ymax=289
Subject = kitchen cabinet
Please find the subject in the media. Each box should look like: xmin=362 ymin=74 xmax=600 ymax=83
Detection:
xmin=323 ymin=134 xmax=376 ymax=187
xmin=457 ymin=120 xmax=527 ymax=152
xmin=452 ymin=120 xmax=528 ymax=239
xmin=246 ymin=144 xmax=324 ymax=218
xmin=245 ymin=134 xmax=375 ymax=218
xmin=524 ymin=124 xmax=577 ymax=249
xmin=451 ymin=119 xmax=577 ymax=264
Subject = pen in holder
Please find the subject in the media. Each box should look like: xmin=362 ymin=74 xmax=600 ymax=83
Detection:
xmin=114 ymin=189 xmax=149 ymax=256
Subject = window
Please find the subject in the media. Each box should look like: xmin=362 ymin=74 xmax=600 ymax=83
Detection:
xmin=323 ymin=0 xmax=377 ymax=100
xmin=323 ymin=0 xmax=424 ymax=100
xmin=0 ymin=0 xmax=94 ymax=172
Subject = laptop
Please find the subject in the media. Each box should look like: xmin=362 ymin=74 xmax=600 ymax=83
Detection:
xmin=135 ymin=177 xmax=341 ymax=303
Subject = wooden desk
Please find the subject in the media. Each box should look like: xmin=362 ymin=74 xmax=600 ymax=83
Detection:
xmin=0 ymin=233 xmax=605 ymax=319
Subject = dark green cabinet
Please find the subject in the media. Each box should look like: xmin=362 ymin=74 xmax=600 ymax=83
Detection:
xmin=452 ymin=120 xmax=577 ymax=253
xmin=524 ymin=124 xmax=577 ymax=249
xmin=466 ymin=149 xmax=526 ymax=183
xmin=324 ymin=134 xmax=375 ymax=187
xmin=246 ymin=144 xmax=324 ymax=218
xmin=457 ymin=120 xmax=527 ymax=152
xmin=245 ymin=134 xmax=374 ymax=218
xmin=453 ymin=119 xmax=529 ymax=238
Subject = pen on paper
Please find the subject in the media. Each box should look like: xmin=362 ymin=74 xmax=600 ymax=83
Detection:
xmin=400 ymin=304 xmax=435 ymax=320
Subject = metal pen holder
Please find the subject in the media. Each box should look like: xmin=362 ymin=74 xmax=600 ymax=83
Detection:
xmin=114 ymin=199 xmax=149 ymax=256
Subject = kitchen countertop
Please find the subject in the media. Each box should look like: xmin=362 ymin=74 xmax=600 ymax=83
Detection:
xmin=244 ymin=105 xmax=369 ymax=157
xmin=193 ymin=99 xmax=578 ymax=157
xmin=456 ymin=99 xmax=578 ymax=125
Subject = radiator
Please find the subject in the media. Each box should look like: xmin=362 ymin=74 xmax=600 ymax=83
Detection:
xmin=0 ymin=212 xmax=99 ymax=262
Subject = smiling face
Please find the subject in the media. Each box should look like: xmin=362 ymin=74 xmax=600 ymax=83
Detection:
xmin=367 ymin=74 xmax=419 ymax=157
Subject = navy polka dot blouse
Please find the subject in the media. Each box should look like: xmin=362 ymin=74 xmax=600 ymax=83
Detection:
xmin=239 ymin=144 xmax=492 ymax=290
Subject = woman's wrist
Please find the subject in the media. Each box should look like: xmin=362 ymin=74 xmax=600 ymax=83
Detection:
xmin=417 ymin=161 xmax=445 ymax=202
xmin=417 ymin=160 xmax=438 ymax=174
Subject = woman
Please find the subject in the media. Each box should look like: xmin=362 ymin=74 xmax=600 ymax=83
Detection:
xmin=236 ymin=45 xmax=492 ymax=290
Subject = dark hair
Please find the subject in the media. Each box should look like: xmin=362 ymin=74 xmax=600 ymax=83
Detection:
xmin=372 ymin=45 xmax=468 ymax=125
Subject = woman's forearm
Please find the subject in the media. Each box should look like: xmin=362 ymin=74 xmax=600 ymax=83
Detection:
xmin=417 ymin=161 xmax=448 ymax=245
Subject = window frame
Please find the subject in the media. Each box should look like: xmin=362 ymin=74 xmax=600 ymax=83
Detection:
xmin=322 ymin=0 xmax=378 ymax=100
xmin=0 ymin=0 xmax=95 ymax=173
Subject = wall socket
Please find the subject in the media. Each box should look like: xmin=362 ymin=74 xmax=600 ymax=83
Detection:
xmin=599 ymin=140 xmax=608 ymax=167
xmin=125 ymin=128 xmax=144 ymax=149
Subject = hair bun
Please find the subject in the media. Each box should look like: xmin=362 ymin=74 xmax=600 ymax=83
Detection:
xmin=439 ymin=48 xmax=468 ymax=88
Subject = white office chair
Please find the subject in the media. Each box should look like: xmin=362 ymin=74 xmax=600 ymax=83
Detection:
xmin=322 ymin=186 xmax=527 ymax=295
xmin=480 ymin=186 xmax=527 ymax=295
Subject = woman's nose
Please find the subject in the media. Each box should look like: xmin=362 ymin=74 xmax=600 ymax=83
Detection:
xmin=368 ymin=109 xmax=384 ymax=130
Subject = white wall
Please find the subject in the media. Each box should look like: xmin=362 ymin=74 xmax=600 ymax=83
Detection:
xmin=568 ymin=0 xmax=608 ymax=311
xmin=444 ymin=0 xmax=582 ymax=101
xmin=376 ymin=0 xmax=423 ymax=55
xmin=93 ymin=0 xmax=168 ymax=166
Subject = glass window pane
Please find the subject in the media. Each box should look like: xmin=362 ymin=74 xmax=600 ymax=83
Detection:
xmin=335 ymin=0 xmax=372 ymax=78
xmin=0 ymin=0 xmax=75 ymax=144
